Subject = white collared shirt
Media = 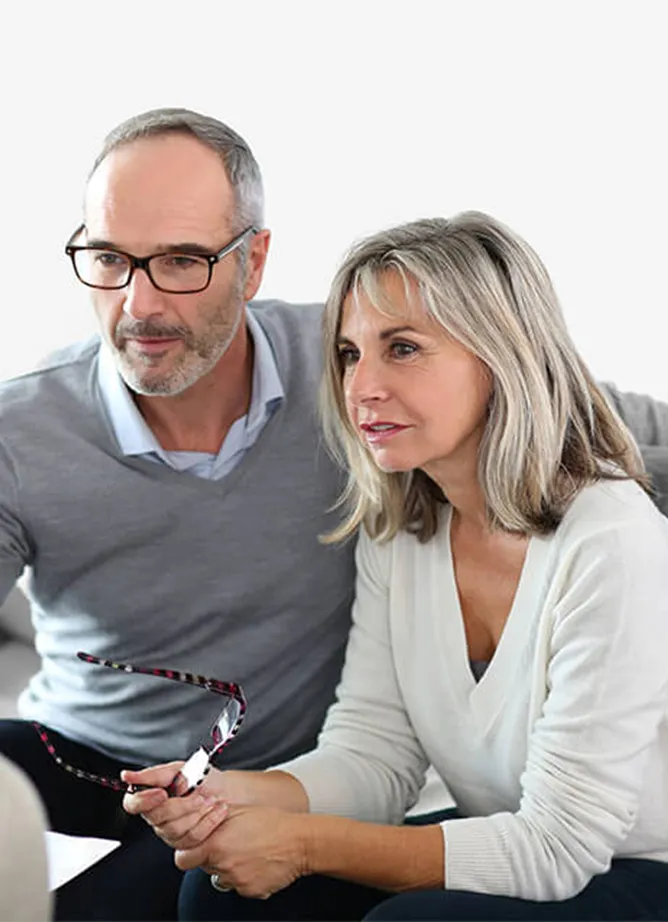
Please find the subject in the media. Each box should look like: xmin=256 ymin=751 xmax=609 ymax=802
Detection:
xmin=96 ymin=309 xmax=284 ymax=480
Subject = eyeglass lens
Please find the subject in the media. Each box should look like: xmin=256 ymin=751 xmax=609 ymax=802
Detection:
xmin=73 ymin=250 xmax=212 ymax=292
xmin=211 ymin=698 xmax=243 ymax=750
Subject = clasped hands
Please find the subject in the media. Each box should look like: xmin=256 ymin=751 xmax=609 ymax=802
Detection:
xmin=121 ymin=763 xmax=310 ymax=899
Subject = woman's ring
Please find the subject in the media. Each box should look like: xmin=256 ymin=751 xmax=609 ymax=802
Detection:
xmin=210 ymin=874 xmax=233 ymax=892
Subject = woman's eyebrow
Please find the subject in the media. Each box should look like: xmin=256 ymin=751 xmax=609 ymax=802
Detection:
xmin=337 ymin=325 xmax=420 ymax=344
xmin=378 ymin=325 xmax=419 ymax=340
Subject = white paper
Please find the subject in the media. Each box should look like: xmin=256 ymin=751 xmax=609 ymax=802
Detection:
xmin=45 ymin=830 xmax=121 ymax=891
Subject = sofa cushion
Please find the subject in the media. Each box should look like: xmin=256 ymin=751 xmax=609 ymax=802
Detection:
xmin=0 ymin=639 xmax=40 ymax=717
xmin=0 ymin=584 xmax=34 ymax=646
xmin=642 ymin=447 xmax=668 ymax=517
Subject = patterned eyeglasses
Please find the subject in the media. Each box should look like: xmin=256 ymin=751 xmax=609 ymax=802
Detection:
xmin=33 ymin=651 xmax=247 ymax=796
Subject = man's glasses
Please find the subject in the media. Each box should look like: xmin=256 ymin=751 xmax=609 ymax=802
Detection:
xmin=65 ymin=224 xmax=258 ymax=294
xmin=33 ymin=651 xmax=247 ymax=796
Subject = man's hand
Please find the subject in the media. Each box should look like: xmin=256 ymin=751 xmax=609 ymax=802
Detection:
xmin=122 ymin=762 xmax=230 ymax=850
xmin=175 ymin=804 xmax=310 ymax=899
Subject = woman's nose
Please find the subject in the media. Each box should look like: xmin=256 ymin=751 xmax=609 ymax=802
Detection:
xmin=344 ymin=356 xmax=389 ymax=406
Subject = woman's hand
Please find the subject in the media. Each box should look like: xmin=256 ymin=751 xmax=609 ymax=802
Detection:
xmin=122 ymin=763 xmax=310 ymax=852
xmin=175 ymin=804 xmax=310 ymax=899
xmin=122 ymin=762 xmax=231 ymax=850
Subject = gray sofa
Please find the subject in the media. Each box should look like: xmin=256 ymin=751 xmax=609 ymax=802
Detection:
xmin=0 ymin=583 xmax=39 ymax=718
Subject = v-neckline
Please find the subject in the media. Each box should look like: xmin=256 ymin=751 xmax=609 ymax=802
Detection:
xmin=440 ymin=507 xmax=548 ymax=721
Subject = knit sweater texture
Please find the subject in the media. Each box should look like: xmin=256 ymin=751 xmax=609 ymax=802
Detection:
xmin=0 ymin=300 xmax=355 ymax=767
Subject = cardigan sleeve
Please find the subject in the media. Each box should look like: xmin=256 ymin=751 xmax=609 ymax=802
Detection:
xmin=276 ymin=530 xmax=430 ymax=823
xmin=442 ymin=511 xmax=668 ymax=901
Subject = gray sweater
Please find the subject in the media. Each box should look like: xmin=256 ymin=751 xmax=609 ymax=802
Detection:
xmin=0 ymin=301 xmax=355 ymax=767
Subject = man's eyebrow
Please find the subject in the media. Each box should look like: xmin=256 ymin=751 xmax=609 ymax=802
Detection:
xmin=83 ymin=238 xmax=216 ymax=256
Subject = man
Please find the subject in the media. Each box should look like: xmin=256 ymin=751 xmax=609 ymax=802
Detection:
xmin=0 ymin=108 xmax=356 ymax=920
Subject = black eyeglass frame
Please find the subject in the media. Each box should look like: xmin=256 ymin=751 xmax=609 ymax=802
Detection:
xmin=65 ymin=224 xmax=258 ymax=294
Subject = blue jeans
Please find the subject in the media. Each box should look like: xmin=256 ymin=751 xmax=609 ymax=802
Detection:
xmin=178 ymin=809 xmax=668 ymax=921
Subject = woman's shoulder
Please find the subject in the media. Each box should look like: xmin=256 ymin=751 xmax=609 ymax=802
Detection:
xmin=564 ymin=478 xmax=665 ymax=529
xmin=554 ymin=478 xmax=668 ymax=564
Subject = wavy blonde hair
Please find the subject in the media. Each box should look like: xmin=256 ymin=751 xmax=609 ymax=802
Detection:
xmin=320 ymin=211 xmax=648 ymax=544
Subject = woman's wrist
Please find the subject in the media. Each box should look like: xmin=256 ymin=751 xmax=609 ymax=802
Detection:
xmin=292 ymin=812 xmax=319 ymax=876
xmin=293 ymin=814 xmax=445 ymax=891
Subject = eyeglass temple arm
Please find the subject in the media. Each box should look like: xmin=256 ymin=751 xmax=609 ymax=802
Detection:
xmin=76 ymin=651 xmax=246 ymax=705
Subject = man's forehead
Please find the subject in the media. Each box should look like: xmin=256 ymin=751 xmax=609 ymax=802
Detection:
xmin=84 ymin=134 xmax=235 ymax=245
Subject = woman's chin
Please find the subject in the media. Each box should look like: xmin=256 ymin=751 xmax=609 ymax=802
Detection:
xmin=370 ymin=452 xmax=413 ymax=474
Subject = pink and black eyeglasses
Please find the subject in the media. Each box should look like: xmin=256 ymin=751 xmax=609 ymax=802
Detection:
xmin=33 ymin=651 xmax=247 ymax=796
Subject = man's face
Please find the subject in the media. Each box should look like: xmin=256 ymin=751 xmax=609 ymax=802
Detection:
xmin=83 ymin=133 xmax=261 ymax=396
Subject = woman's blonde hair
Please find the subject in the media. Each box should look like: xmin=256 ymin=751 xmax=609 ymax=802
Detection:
xmin=320 ymin=211 xmax=648 ymax=544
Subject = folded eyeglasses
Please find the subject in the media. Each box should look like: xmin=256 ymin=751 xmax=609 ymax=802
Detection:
xmin=33 ymin=651 xmax=246 ymax=796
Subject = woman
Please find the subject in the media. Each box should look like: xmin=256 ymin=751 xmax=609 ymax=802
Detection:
xmin=123 ymin=212 xmax=668 ymax=920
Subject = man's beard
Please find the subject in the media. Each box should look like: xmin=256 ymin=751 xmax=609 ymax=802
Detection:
xmin=112 ymin=288 xmax=245 ymax=397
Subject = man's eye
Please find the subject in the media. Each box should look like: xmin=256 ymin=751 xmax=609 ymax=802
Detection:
xmin=390 ymin=341 xmax=418 ymax=358
xmin=94 ymin=251 xmax=125 ymax=267
xmin=163 ymin=255 xmax=201 ymax=270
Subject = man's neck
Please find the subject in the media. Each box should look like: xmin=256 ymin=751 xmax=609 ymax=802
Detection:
xmin=134 ymin=326 xmax=254 ymax=454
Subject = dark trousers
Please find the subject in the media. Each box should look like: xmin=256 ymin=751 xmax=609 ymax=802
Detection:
xmin=0 ymin=718 xmax=183 ymax=921
xmin=178 ymin=810 xmax=668 ymax=921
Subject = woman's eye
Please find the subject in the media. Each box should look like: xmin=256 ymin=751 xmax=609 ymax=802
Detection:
xmin=390 ymin=341 xmax=418 ymax=358
xmin=337 ymin=347 xmax=359 ymax=367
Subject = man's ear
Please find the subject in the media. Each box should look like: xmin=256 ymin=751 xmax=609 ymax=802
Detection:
xmin=243 ymin=229 xmax=271 ymax=302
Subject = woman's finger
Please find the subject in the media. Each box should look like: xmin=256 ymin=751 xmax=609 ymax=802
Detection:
xmin=123 ymin=786 xmax=169 ymax=816
xmin=139 ymin=789 xmax=212 ymax=829
xmin=121 ymin=760 xmax=184 ymax=789
xmin=174 ymin=839 xmax=211 ymax=872
xmin=157 ymin=799 xmax=229 ymax=850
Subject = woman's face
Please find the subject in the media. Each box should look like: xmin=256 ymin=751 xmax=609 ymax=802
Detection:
xmin=338 ymin=271 xmax=492 ymax=482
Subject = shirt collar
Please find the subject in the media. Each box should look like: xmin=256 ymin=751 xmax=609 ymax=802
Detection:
xmin=245 ymin=307 xmax=284 ymax=437
xmin=97 ymin=307 xmax=284 ymax=459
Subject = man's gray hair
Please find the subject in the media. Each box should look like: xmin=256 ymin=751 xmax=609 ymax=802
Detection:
xmin=89 ymin=107 xmax=264 ymax=230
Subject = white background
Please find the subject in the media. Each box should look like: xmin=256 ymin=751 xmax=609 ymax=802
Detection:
xmin=2 ymin=1 xmax=666 ymax=395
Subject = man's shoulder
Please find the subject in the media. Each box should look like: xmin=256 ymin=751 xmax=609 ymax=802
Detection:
xmin=0 ymin=337 xmax=100 ymax=410
xmin=248 ymin=299 xmax=326 ymax=389
xmin=248 ymin=299 xmax=324 ymax=341
xmin=601 ymin=381 xmax=668 ymax=448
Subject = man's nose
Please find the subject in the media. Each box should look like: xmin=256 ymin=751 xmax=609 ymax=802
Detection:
xmin=121 ymin=268 xmax=165 ymax=320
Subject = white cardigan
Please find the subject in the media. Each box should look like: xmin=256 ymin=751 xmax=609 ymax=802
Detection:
xmin=280 ymin=479 xmax=668 ymax=900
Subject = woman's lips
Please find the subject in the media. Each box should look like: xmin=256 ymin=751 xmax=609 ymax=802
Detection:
xmin=360 ymin=422 xmax=409 ymax=444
